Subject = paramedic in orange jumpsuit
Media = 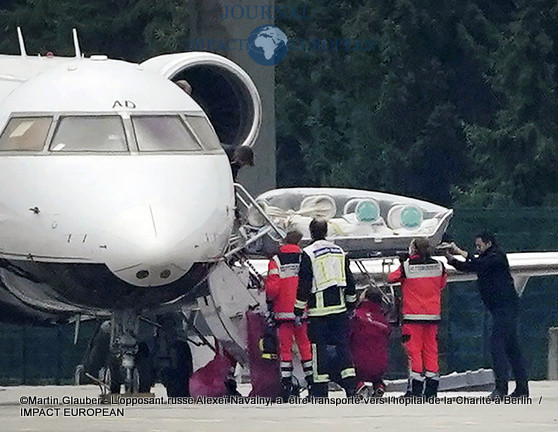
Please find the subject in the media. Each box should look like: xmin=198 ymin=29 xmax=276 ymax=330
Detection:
xmin=265 ymin=230 xmax=313 ymax=399
xmin=388 ymin=238 xmax=447 ymax=397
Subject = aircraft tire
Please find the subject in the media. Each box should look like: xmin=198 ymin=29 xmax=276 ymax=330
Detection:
xmin=103 ymin=365 xmax=123 ymax=394
xmin=105 ymin=353 xmax=126 ymax=394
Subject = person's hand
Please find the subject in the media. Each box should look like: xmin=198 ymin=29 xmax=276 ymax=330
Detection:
xmin=294 ymin=316 xmax=303 ymax=327
xmin=450 ymin=242 xmax=468 ymax=258
xmin=443 ymin=249 xmax=454 ymax=260
xmin=398 ymin=252 xmax=410 ymax=262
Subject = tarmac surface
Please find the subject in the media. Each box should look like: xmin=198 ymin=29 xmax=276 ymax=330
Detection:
xmin=0 ymin=381 xmax=556 ymax=432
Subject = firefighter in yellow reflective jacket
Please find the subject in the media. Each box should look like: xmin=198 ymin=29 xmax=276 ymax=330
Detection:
xmin=294 ymin=218 xmax=358 ymax=398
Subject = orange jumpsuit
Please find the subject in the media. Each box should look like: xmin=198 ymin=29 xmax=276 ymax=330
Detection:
xmin=266 ymin=244 xmax=312 ymax=381
xmin=388 ymin=255 xmax=447 ymax=380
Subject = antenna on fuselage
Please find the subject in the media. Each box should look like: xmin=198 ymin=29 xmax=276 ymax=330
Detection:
xmin=72 ymin=28 xmax=82 ymax=58
xmin=16 ymin=27 xmax=27 ymax=57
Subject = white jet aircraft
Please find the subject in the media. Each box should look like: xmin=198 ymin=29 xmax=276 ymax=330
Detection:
xmin=0 ymin=29 xmax=262 ymax=394
xmin=1 ymin=29 xmax=558 ymax=396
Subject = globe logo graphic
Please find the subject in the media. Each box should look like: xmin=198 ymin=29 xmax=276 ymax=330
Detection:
xmin=247 ymin=25 xmax=288 ymax=66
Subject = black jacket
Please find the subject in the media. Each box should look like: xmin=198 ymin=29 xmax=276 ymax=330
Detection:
xmin=222 ymin=144 xmax=240 ymax=181
xmin=448 ymin=245 xmax=518 ymax=311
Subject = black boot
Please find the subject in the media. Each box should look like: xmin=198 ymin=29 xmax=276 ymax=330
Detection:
xmin=404 ymin=379 xmax=424 ymax=397
xmin=412 ymin=379 xmax=424 ymax=397
xmin=310 ymin=382 xmax=328 ymax=398
xmin=424 ymin=378 xmax=439 ymax=398
xmin=341 ymin=376 xmax=357 ymax=398
xmin=224 ymin=378 xmax=241 ymax=396
xmin=304 ymin=375 xmax=313 ymax=397
xmin=509 ymin=381 xmax=529 ymax=398
xmin=488 ymin=380 xmax=508 ymax=400
xmin=291 ymin=377 xmax=301 ymax=398
xmin=280 ymin=377 xmax=293 ymax=402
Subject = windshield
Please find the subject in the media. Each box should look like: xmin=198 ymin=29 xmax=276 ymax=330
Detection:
xmin=184 ymin=116 xmax=221 ymax=150
xmin=50 ymin=116 xmax=128 ymax=152
xmin=0 ymin=117 xmax=52 ymax=151
xmin=1 ymin=114 xmax=222 ymax=154
xmin=132 ymin=115 xmax=202 ymax=152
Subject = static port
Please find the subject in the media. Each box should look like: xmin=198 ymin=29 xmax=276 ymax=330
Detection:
xmin=136 ymin=270 xmax=149 ymax=279
xmin=160 ymin=269 xmax=171 ymax=279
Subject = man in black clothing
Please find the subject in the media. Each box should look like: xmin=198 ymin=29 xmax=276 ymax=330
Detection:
xmin=445 ymin=232 xmax=528 ymax=399
xmin=222 ymin=145 xmax=254 ymax=222
xmin=294 ymin=218 xmax=358 ymax=398
xmin=223 ymin=145 xmax=254 ymax=181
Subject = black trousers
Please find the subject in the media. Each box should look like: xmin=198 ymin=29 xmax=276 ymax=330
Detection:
xmin=307 ymin=313 xmax=356 ymax=396
xmin=490 ymin=304 xmax=528 ymax=384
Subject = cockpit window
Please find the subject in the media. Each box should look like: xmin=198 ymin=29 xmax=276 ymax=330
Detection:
xmin=50 ymin=116 xmax=127 ymax=152
xmin=0 ymin=117 xmax=52 ymax=151
xmin=184 ymin=116 xmax=221 ymax=150
xmin=132 ymin=115 xmax=202 ymax=152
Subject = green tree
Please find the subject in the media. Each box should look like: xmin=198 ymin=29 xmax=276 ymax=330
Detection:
xmin=276 ymin=0 xmax=385 ymax=188
xmin=276 ymin=0 xmax=498 ymax=206
xmin=464 ymin=0 xmax=558 ymax=206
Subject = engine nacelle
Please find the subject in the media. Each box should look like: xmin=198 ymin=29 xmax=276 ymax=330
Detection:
xmin=141 ymin=52 xmax=262 ymax=149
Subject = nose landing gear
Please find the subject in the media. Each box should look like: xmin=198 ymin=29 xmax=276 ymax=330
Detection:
xmin=108 ymin=309 xmax=142 ymax=393
xmin=76 ymin=309 xmax=191 ymax=396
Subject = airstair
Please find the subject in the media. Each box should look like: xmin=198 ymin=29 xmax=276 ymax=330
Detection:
xmin=188 ymin=184 xmax=284 ymax=365
xmin=224 ymin=183 xmax=286 ymax=259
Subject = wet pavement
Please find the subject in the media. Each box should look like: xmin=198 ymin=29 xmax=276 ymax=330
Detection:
xmin=0 ymin=382 xmax=556 ymax=432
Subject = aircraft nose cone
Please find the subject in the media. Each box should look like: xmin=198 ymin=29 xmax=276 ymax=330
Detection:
xmin=102 ymin=205 xmax=194 ymax=286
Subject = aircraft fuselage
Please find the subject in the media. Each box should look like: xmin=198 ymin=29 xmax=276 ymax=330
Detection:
xmin=0 ymin=54 xmax=242 ymax=317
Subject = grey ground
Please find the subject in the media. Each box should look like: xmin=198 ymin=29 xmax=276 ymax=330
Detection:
xmin=0 ymin=382 xmax=556 ymax=432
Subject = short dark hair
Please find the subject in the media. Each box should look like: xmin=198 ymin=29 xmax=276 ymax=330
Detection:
xmin=364 ymin=288 xmax=383 ymax=304
xmin=309 ymin=218 xmax=328 ymax=240
xmin=284 ymin=230 xmax=302 ymax=245
xmin=475 ymin=231 xmax=497 ymax=246
xmin=233 ymin=146 xmax=254 ymax=166
xmin=412 ymin=238 xmax=432 ymax=258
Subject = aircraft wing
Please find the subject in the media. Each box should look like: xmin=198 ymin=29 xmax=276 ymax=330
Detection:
xmin=248 ymin=252 xmax=558 ymax=296
xmin=444 ymin=252 xmax=558 ymax=295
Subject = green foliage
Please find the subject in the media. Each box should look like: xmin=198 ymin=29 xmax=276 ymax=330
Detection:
xmin=465 ymin=1 xmax=558 ymax=206
xmin=276 ymin=0 xmax=558 ymax=208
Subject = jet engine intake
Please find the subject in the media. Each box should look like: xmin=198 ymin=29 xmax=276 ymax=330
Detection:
xmin=141 ymin=52 xmax=262 ymax=149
